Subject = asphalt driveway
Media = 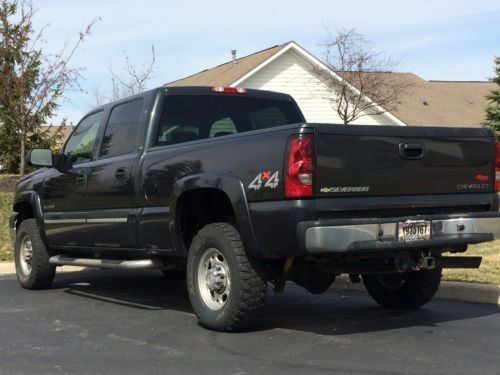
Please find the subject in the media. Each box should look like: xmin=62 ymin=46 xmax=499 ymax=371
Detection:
xmin=0 ymin=270 xmax=499 ymax=374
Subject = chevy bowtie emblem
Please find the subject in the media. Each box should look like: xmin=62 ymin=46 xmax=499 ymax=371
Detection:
xmin=475 ymin=174 xmax=489 ymax=181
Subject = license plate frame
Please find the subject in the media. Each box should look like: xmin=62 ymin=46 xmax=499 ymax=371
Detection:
xmin=398 ymin=220 xmax=432 ymax=242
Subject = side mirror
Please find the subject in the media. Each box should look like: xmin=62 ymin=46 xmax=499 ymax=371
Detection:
xmin=28 ymin=149 xmax=53 ymax=167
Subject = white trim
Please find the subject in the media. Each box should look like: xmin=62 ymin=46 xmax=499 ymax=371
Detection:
xmin=231 ymin=42 xmax=406 ymax=126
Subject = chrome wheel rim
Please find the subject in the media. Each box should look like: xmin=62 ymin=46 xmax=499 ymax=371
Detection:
xmin=197 ymin=248 xmax=230 ymax=310
xmin=19 ymin=235 xmax=33 ymax=275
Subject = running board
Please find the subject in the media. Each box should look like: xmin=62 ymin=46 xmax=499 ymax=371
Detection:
xmin=49 ymin=255 xmax=164 ymax=269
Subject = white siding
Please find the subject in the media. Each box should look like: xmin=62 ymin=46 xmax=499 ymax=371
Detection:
xmin=240 ymin=50 xmax=397 ymax=125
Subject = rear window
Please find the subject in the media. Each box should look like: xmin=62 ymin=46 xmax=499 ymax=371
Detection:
xmin=154 ymin=94 xmax=303 ymax=146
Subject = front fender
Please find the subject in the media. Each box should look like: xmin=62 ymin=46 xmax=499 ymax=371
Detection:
xmin=169 ymin=173 xmax=261 ymax=258
xmin=12 ymin=190 xmax=50 ymax=247
xmin=13 ymin=190 xmax=44 ymax=228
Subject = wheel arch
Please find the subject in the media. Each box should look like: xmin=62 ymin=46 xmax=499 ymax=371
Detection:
xmin=169 ymin=173 xmax=261 ymax=258
xmin=12 ymin=191 xmax=44 ymax=229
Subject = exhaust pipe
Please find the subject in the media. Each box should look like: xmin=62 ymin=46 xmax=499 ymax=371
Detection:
xmin=49 ymin=255 xmax=164 ymax=270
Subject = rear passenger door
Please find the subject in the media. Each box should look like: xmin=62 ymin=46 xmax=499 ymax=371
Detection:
xmin=85 ymin=98 xmax=145 ymax=249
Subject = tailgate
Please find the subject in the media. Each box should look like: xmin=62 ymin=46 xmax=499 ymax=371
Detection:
xmin=315 ymin=124 xmax=495 ymax=197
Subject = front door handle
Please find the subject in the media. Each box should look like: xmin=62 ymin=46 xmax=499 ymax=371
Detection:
xmin=115 ymin=168 xmax=128 ymax=181
xmin=75 ymin=172 xmax=87 ymax=186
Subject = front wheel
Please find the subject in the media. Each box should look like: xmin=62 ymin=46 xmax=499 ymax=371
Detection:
xmin=14 ymin=219 xmax=55 ymax=290
xmin=187 ymin=223 xmax=267 ymax=331
xmin=362 ymin=269 xmax=442 ymax=309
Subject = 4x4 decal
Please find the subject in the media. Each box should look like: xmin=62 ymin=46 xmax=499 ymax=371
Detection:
xmin=248 ymin=170 xmax=279 ymax=190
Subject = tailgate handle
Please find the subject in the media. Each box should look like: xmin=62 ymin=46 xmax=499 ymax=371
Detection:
xmin=399 ymin=143 xmax=424 ymax=159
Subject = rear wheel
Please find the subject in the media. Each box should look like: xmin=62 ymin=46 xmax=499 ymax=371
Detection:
xmin=187 ymin=223 xmax=267 ymax=331
xmin=362 ymin=269 xmax=442 ymax=308
xmin=14 ymin=219 xmax=55 ymax=290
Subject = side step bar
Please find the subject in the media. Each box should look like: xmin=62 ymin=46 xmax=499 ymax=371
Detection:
xmin=49 ymin=255 xmax=164 ymax=270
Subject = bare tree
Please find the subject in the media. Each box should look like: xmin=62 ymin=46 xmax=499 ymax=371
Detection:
xmin=94 ymin=46 xmax=156 ymax=105
xmin=0 ymin=0 xmax=99 ymax=175
xmin=316 ymin=28 xmax=411 ymax=124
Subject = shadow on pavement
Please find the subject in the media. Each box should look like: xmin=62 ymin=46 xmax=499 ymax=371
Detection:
xmin=52 ymin=269 xmax=499 ymax=336
xmin=55 ymin=269 xmax=193 ymax=313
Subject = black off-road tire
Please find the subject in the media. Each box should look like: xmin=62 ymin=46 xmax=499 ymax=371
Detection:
xmin=14 ymin=219 xmax=56 ymax=290
xmin=187 ymin=223 xmax=267 ymax=332
xmin=362 ymin=269 xmax=442 ymax=309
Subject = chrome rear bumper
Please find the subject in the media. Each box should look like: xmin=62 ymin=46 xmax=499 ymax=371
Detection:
xmin=304 ymin=214 xmax=500 ymax=253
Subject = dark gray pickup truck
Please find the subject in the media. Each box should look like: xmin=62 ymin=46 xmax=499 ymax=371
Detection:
xmin=10 ymin=86 xmax=500 ymax=331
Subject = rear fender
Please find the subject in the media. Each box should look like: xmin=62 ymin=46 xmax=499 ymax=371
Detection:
xmin=169 ymin=173 xmax=261 ymax=258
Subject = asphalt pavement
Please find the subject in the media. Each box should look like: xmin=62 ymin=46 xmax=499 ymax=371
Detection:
xmin=0 ymin=269 xmax=499 ymax=375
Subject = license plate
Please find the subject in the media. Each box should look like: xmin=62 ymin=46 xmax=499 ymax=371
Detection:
xmin=398 ymin=220 xmax=431 ymax=242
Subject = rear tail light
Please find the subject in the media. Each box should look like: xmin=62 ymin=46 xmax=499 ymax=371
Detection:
xmin=211 ymin=86 xmax=247 ymax=94
xmin=495 ymin=140 xmax=500 ymax=192
xmin=285 ymin=134 xmax=314 ymax=198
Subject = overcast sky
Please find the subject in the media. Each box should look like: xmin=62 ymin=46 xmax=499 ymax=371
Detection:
xmin=31 ymin=0 xmax=500 ymax=124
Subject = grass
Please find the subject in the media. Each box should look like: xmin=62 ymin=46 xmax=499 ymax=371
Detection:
xmin=0 ymin=190 xmax=498 ymax=283
xmin=443 ymin=241 xmax=500 ymax=285
xmin=0 ymin=192 xmax=14 ymax=261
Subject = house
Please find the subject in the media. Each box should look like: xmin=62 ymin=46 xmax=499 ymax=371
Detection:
xmin=39 ymin=125 xmax=74 ymax=148
xmin=166 ymin=42 xmax=495 ymax=128
xmin=165 ymin=42 xmax=405 ymax=126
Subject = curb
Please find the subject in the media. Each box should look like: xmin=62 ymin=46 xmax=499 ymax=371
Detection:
xmin=0 ymin=261 xmax=85 ymax=276
xmin=332 ymin=275 xmax=500 ymax=306
xmin=2 ymin=262 xmax=499 ymax=305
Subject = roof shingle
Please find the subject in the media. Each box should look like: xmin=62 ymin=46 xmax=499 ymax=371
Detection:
xmin=367 ymin=73 xmax=496 ymax=127
xmin=164 ymin=43 xmax=289 ymax=87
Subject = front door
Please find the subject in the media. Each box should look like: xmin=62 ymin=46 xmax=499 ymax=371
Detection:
xmin=41 ymin=111 xmax=104 ymax=248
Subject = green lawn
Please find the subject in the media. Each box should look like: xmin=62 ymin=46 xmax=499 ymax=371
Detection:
xmin=0 ymin=192 xmax=14 ymax=261
xmin=443 ymin=240 xmax=500 ymax=285
xmin=0 ymin=191 xmax=498 ymax=283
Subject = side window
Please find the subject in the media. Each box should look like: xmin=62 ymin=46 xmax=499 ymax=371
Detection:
xmin=209 ymin=117 xmax=237 ymax=137
xmin=100 ymin=99 xmax=144 ymax=158
xmin=63 ymin=111 xmax=103 ymax=165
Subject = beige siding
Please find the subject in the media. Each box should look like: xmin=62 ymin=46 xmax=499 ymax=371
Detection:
xmin=240 ymin=50 xmax=397 ymax=125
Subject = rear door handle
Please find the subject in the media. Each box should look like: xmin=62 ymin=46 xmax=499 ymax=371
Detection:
xmin=399 ymin=142 xmax=424 ymax=159
xmin=115 ymin=168 xmax=128 ymax=181
xmin=75 ymin=172 xmax=87 ymax=186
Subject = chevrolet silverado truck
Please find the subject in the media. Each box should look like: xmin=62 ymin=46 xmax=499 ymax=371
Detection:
xmin=10 ymin=86 xmax=500 ymax=331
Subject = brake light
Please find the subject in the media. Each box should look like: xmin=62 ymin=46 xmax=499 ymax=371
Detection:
xmin=211 ymin=86 xmax=247 ymax=94
xmin=495 ymin=140 xmax=500 ymax=192
xmin=285 ymin=134 xmax=314 ymax=198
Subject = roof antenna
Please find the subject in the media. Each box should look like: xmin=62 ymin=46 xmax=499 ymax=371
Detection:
xmin=231 ymin=49 xmax=237 ymax=65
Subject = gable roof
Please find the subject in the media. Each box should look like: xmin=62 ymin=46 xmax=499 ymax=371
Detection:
xmin=165 ymin=42 xmax=406 ymax=126
xmin=166 ymin=43 xmax=289 ymax=87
